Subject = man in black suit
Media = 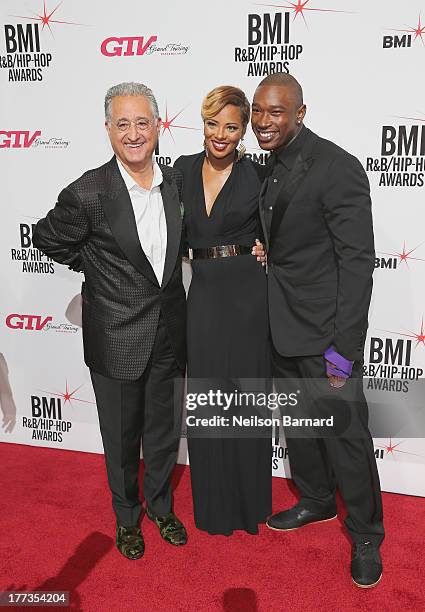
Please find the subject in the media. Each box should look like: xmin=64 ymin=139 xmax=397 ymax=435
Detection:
xmin=33 ymin=82 xmax=187 ymax=560
xmin=251 ymin=73 xmax=384 ymax=588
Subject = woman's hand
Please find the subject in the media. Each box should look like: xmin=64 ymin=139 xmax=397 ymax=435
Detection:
xmin=252 ymin=239 xmax=267 ymax=266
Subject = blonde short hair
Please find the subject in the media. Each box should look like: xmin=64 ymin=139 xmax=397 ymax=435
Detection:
xmin=201 ymin=86 xmax=250 ymax=128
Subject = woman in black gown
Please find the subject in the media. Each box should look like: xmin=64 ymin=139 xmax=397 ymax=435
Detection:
xmin=174 ymin=86 xmax=272 ymax=535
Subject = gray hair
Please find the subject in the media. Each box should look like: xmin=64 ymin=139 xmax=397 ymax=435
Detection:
xmin=104 ymin=82 xmax=160 ymax=122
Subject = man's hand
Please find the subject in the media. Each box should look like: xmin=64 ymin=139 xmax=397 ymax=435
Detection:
xmin=324 ymin=347 xmax=353 ymax=389
xmin=252 ymin=239 xmax=267 ymax=266
xmin=325 ymin=362 xmax=347 ymax=389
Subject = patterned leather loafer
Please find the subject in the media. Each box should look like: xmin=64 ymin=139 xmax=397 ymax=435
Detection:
xmin=116 ymin=524 xmax=145 ymax=560
xmin=146 ymin=508 xmax=187 ymax=546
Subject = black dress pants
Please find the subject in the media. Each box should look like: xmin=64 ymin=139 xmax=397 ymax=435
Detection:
xmin=272 ymin=345 xmax=384 ymax=546
xmin=90 ymin=316 xmax=184 ymax=527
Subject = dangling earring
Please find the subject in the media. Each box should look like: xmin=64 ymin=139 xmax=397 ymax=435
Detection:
xmin=236 ymin=139 xmax=246 ymax=162
xmin=203 ymin=139 xmax=209 ymax=158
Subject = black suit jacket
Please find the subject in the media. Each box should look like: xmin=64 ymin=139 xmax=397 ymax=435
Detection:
xmin=260 ymin=127 xmax=375 ymax=362
xmin=33 ymin=156 xmax=186 ymax=380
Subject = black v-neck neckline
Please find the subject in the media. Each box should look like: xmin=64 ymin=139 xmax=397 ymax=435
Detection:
xmin=200 ymin=155 xmax=236 ymax=219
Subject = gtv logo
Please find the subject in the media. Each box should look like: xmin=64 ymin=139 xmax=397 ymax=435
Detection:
xmin=0 ymin=131 xmax=41 ymax=148
xmin=100 ymin=36 xmax=157 ymax=57
xmin=6 ymin=314 xmax=53 ymax=330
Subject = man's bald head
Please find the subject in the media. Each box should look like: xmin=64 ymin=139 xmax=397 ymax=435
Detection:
xmin=251 ymin=73 xmax=306 ymax=151
xmin=257 ymin=73 xmax=304 ymax=107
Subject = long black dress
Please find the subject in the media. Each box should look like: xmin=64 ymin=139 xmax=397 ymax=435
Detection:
xmin=174 ymin=152 xmax=272 ymax=535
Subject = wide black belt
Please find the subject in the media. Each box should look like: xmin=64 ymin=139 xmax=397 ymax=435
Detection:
xmin=190 ymin=244 xmax=252 ymax=260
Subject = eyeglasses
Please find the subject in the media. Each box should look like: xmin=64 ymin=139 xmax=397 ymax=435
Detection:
xmin=111 ymin=118 xmax=155 ymax=132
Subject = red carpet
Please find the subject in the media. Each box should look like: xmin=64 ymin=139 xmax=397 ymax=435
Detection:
xmin=0 ymin=443 xmax=424 ymax=612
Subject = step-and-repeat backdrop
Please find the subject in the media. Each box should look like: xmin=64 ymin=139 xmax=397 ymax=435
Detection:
xmin=1 ymin=1 xmax=424 ymax=495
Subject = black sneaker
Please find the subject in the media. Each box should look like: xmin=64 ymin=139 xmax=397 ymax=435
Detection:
xmin=266 ymin=503 xmax=337 ymax=532
xmin=351 ymin=541 xmax=382 ymax=588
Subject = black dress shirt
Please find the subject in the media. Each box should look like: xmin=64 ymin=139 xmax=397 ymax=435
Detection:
xmin=263 ymin=125 xmax=308 ymax=236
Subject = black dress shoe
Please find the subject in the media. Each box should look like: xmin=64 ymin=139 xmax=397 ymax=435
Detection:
xmin=116 ymin=524 xmax=145 ymax=560
xmin=146 ymin=508 xmax=187 ymax=546
xmin=266 ymin=503 xmax=337 ymax=531
xmin=351 ymin=542 xmax=382 ymax=588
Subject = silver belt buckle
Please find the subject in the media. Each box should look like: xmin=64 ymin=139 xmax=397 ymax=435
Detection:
xmin=214 ymin=245 xmax=239 ymax=258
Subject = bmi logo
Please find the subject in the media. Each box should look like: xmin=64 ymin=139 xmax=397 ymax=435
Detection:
xmin=375 ymin=241 xmax=425 ymax=271
xmin=234 ymin=1 xmax=352 ymax=77
xmin=366 ymin=114 xmax=425 ymax=187
xmin=374 ymin=438 xmax=424 ymax=463
xmin=11 ymin=222 xmax=55 ymax=274
xmin=244 ymin=145 xmax=271 ymax=165
xmin=383 ymin=14 xmax=425 ymax=49
xmin=364 ymin=321 xmax=425 ymax=382
xmin=1 ymin=1 xmax=86 ymax=83
xmin=22 ymin=381 xmax=95 ymax=443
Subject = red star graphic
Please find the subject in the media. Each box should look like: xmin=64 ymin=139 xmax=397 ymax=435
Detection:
xmin=11 ymin=1 xmax=86 ymax=36
xmin=386 ymin=14 xmax=425 ymax=46
xmin=160 ymin=104 xmax=200 ymax=143
xmin=383 ymin=438 xmax=402 ymax=454
xmin=380 ymin=241 xmax=425 ymax=267
xmin=257 ymin=1 xmax=352 ymax=27
xmin=376 ymin=438 xmax=422 ymax=458
xmin=381 ymin=318 xmax=425 ymax=348
xmin=39 ymin=380 xmax=95 ymax=408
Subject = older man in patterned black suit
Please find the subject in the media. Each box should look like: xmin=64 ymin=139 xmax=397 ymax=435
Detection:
xmin=33 ymin=82 xmax=187 ymax=560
